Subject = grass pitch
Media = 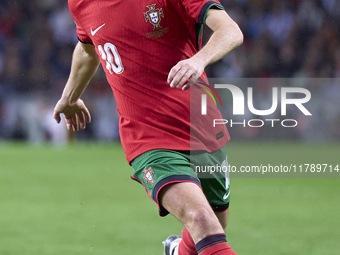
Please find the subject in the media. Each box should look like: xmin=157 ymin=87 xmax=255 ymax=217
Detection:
xmin=0 ymin=141 xmax=339 ymax=255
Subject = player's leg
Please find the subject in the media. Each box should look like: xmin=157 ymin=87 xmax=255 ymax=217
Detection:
xmin=170 ymin=147 xmax=233 ymax=255
xmin=198 ymin=147 xmax=231 ymax=233
xmin=170 ymin=209 xmax=229 ymax=255
xmin=215 ymin=209 xmax=229 ymax=230
xmin=130 ymin=149 xmax=235 ymax=255
xmin=160 ymin=183 xmax=236 ymax=255
xmin=165 ymin=209 xmax=229 ymax=255
xmin=160 ymin=182 xmax=223 ymax=242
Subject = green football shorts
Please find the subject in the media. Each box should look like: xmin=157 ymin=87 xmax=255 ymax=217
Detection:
xmin=131 ymin=146 xmax=230 ymax=216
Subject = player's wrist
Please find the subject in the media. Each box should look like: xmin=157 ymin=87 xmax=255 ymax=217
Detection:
xmin=60 ymin=93 xmax=79 ymax=106
xmin=192 ymin=53 xmax=210 ymax=69
xmin=61 ymin=85 xmax=83 ymax=105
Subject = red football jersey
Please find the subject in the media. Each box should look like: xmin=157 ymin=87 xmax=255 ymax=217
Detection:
xmin=68 ymin=0 xmax=230 ymax=163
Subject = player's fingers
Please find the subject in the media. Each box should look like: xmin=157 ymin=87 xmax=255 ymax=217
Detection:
xmin=169 ymin=69 xmax=183 ymax=88
xmin=82 ymin=111 xmax=88 ymax=129
xmin=175 ymin=70 xmax=193 ymax=89
xmin=78 ymin=111 xmax=86 ymax=130
xmin=70 ymin=115 xmax=78 ymax=132
xmin=167 ymin=64 xmax=182 ymax=85
xmin=76 ymin=114 xmax=80 ymax=132
xmin=65 ymin=116 xmax=72 ymax=131
xmin=53 ymin=112 xmax=61 ymax=124
xmin=82 ymin=106 xmax=91 ymax=123
xmin=74 ymin=114 xmax=80 ymax=132
xmin=170 ymin=67 xmax=188 ymax=88
xmin=182 ymin=74 xmax=200 ymax=91
xmin=167 ymin=67 xmax=176 ymax=84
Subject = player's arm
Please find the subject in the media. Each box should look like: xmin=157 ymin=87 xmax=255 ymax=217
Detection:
xmin=168 ymin=8 xmax=243 ymax=90
xmin=53 ymin=42 xmax=100 ymax=131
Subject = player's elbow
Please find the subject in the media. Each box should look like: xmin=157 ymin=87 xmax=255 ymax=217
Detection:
xmin=208 ymin=10 xmax=243 ymax=49
xmin=216 ymin=19 xmax=244 ymax=50
xmin=229 ymin=23 xmax=244 ymax=49
xmin=236 ymin=26 xmax=244 ymax=47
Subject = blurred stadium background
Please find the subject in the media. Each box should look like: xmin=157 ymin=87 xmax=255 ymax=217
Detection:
xmin=1 ymin=0 xmax=340 ymax=142
xmin=0 ymin=1 xmax=339 ymax=255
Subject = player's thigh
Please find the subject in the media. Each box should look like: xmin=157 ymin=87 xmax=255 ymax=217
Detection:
xmin=131 ymin=149 xmax=200 ymax=217
xmin=192 ymin=146 xmax=230 ymax=215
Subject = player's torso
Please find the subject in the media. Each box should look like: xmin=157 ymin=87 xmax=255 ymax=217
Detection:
xmin=68 ymin=0 xmax=229 ymax=161
xmin=70 ymin=0 xmax=197 ymax=83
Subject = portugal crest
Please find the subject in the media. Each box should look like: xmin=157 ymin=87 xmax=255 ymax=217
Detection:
xmin=143 ymin=167 xmax=156 ymax=185
xmin=144 ymin=4 xmax=164 ymax=30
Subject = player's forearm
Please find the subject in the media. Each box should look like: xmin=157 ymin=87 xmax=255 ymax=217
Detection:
xmin=61 ymin=42 xmax=100 ymax=103
xmin=194 ymin=9 xmax=243 ymax=67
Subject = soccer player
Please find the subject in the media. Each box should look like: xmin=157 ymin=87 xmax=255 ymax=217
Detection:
xmin=53 ymin=0 xmax=243 ymax=254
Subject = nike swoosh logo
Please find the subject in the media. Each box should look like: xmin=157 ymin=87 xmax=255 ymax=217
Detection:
xmin=223 ymin=191 xmax=230 ymax=200
xmin=91 ymin=24 xmax=105 ymax=36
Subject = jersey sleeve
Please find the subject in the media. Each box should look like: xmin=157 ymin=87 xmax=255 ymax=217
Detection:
xmin=68 ymin=0 xmax=93 ymax=44
xmin=178 ymin=0 xmax=225 ymax=24
xmin=74 ymin=23 xmax=92 ymax=44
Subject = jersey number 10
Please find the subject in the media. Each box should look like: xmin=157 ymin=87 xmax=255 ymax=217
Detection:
xmin=98 ymin=43 xmax=124 ymax=74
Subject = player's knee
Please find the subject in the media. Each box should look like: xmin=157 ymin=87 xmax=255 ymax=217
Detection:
xmin=185 ymin=207 xmax=215 ymax=228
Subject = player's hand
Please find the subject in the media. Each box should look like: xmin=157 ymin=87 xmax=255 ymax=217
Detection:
xmin=167 ymin=57 xmax=205 ymax=91
xmin=53 ymin=98 xmax=91 ymax=132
